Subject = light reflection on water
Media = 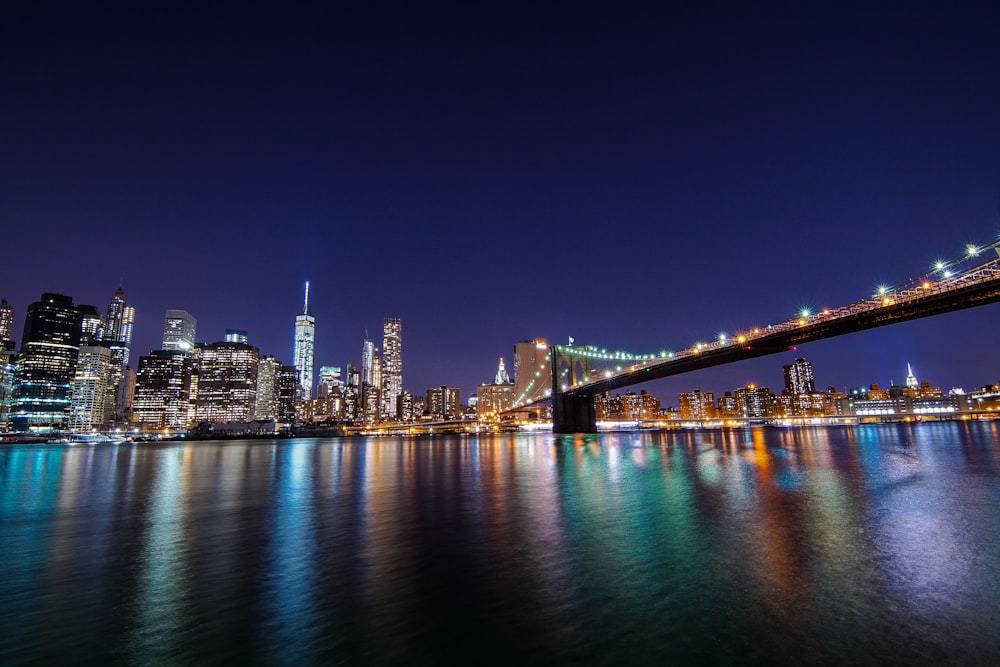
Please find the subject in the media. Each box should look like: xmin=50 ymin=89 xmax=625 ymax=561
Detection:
xmin=1 ymin=423 xmax=1000 ymax=664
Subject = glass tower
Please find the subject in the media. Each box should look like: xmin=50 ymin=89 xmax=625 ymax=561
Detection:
xmin=292 ymin=282 xmax=315 ymax=398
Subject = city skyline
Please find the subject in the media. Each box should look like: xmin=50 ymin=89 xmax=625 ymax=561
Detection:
xmin=2 ymin=4 xmax=999 ymax=398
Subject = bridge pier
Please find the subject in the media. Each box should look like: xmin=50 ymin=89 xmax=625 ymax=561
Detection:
xmin=552 ymin=394 xmax=597 ymax=433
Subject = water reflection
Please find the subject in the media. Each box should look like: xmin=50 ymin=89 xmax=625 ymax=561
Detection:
xmin=1 ymin=424 xmax=999 ymax=664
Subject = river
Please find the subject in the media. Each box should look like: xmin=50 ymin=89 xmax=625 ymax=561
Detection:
xmin=2 ymin=423 xmax=999 ymax=664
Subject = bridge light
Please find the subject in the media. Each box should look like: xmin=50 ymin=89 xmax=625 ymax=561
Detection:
xmin=967 ymin=244 xmax=979 ymax=257
xmin=922 ymin=281 xmax=931 ymax=289
xmin=605 ymin=371 xmax=612 ymax=378
xmin=737 ymin=335 xmax=746 ymax=344
xmin=616 ymin=366 xmax=622 ymax=371
xmin=934 ymin=260 xmax=945 ymax=271
xmin=718 ymin=333 xmax=727 ymax=343
xmin=800 ymin=308 xmax=811 ymax=318
xmin=876 ymin=285 xmax=888 ymax=296
xmin=668 ymin=352 xmax=674 ymax=357
xmin=943 ymin=270 xmax=953 ymax=278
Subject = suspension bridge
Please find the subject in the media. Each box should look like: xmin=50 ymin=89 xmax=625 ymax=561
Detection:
xmin=510 ymin=240 xmax=1000 ymax=432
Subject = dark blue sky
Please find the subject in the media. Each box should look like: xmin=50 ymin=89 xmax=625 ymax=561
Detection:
xmin=3 ymin=3 xmax=999 ymax=402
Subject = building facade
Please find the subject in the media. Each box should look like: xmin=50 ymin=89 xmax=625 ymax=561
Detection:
xmin=163 ymin=310 xmax=197 ymax=351
xmin=381 ymin=317 xmax=402 ymax=419
xmin=134 ymin=350 xmax=194 ymax=430
xmin=193 ymin=342 xmax=259 ymax=424
xmin=11 ymin=293 xmax=84 ymax=431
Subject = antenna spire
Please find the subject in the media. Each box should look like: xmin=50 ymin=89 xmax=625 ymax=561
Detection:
xmin=303 ymin=281 xmax=310 ymax=315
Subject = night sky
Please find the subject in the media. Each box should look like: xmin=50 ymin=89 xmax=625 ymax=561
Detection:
xmin=3 ymin=3 xmax=999 ymax=404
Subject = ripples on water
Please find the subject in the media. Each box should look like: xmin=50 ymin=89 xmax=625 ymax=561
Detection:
xmin=2 ymin=423 xmax=1000 ymax=665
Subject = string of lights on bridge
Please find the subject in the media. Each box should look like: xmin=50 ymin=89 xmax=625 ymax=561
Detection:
xmin=513 ymin=238 xmax=1000 ymax=406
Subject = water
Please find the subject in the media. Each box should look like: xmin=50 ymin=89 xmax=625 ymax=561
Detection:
xmin=2 ymin=423 xmax=1000 ymax=664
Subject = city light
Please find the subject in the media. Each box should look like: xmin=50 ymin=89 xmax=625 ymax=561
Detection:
xmin=967 ymin=244 xmax=980 ymax=257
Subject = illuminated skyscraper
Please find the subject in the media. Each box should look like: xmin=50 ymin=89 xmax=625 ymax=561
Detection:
xmin=381 ymin=318 xmax=402 ymax=419
xmin=194 ymin=341 xmax=259 ymax=423
xmin=292 ymin=282 xmax=316 ymax=398
xmin=70 ymin=346 xmax=113 ymax=430
xmin=100 ymin=286 xmax=134 ymax=368
xmin=782 ymin=358 xmax=815 ymax=395
xmin=134 ymin=350 xmax=194 ymax=430
xmin=0 ymin=299 xmax=14 ymax=343
xmin=99 ymin=286 xmax=135 ymax=424
xmin=905 ymin=363 xmax=918 ymax=389
xmin=361 ymin=337 xmax=375 ymax=386
xmin=12 ymin=293 xmax=84 ymax=432
xmin=163 ymin=310 xmax=197 ymax=351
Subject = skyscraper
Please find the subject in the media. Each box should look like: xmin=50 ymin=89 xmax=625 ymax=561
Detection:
xmin=905 ymin=363 xmax=919 ymax=389
xmin=134 ymin=350 xmax=195 ymax=430
xmin=99 ymin=286 xmax=135 ymax=424
xmin=381 ymin=318 xmax=402 ymax=419
xmin=225 ymin=329 xmax=249 ymax=344
xmin=0 ymin=298 xmax=14 ymax=343
xmin=70 ymin=345 xmax=113 ymax=430
xmin=292 ymin=282 xmax=315 ymax=398
xmin=783 ymin=358 xmax=816 ymax=395
xmin=100 ymin=286 xmax=134 ymax=368
xmin=12 ymin=293 xmax=84 ymax=431
xmin=194 ymin=341 xmax=259 ymax=423
xmin=163 ymin=310 xmax=197 ymax=351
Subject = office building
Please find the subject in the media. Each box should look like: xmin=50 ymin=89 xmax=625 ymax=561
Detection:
xmin=0 ymin=298 xmax=13 ymax=344
xmin=70 ymin=345 xmax=113 ymax=430
xmin=99 ymin=286 xmax=135 ymax=425
xmin=477 ymin=358 xmax=515 ymax=421
xmin=133 ymin=350 xmax=195 ymax=430
xmin=193 ymin=341 xmax=259 ymax=423
xmin=11 ymin=293 xmax=84 ymax=431
xmin=225 ymin=329 xmax=249 ymax=344
xmin=163 ymin=310 xmax=197 ymax=351
xmin=317 ymin=366 xmax=342 ymax=397
xmin=292 ymin=282 xmax=315 ymax=398
xmin=255 ymin=355 xmax=280 ymax=419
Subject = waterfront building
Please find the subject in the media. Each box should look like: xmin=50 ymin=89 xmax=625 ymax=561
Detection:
xmin=255 ymin=355 xmax=280 ymax=419
xmin=717 ymin=391 xmax=740 ymax=418
xmin=11 ymin=293 xmax=84 ymax=432
xmin=0 ymin=343 xmax=16 ymax=430
xmin=477 ymin=358 xmax=515 ymax=421
xmin=134 ymin=350 xmax=194 ymax=430
xmin=381 ymin=318 xmax=402 ymax=419
xmin=678 ymin=389 xmax=716 ymax=420
xmin=783 ymin=358 xmax=815 ymax=395
xmin=426 ymin=386 xmax=461 ymax=419
xmin=396 ymin=390 xmax=413 ymax=422
xmin=0 ymin=298 xmax=13 ymax=344
xmin=69 ymin=345 xmax=113 ymax=430
xmin=193 ymin=341 xmax=259 ymax=424
xmin=162 ymin=310 xmax=197 ymax=351
xmin=225 ymin=329 xmax=249 ymax=344
xmin=276 ymin=364 xmax=299 ymax=422
xmin=292 ymin=282 xmax=315 ymax=398
xmin=736 ymin=384 xmax=773 ymax=419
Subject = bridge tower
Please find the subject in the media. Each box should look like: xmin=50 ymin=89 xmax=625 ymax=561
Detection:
xmin=550 ymin=345 xmax=598 ymax=433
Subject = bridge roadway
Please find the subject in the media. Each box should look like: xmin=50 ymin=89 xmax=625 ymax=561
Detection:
xmin=547 ymin=249 xmax=1000 ymax=432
